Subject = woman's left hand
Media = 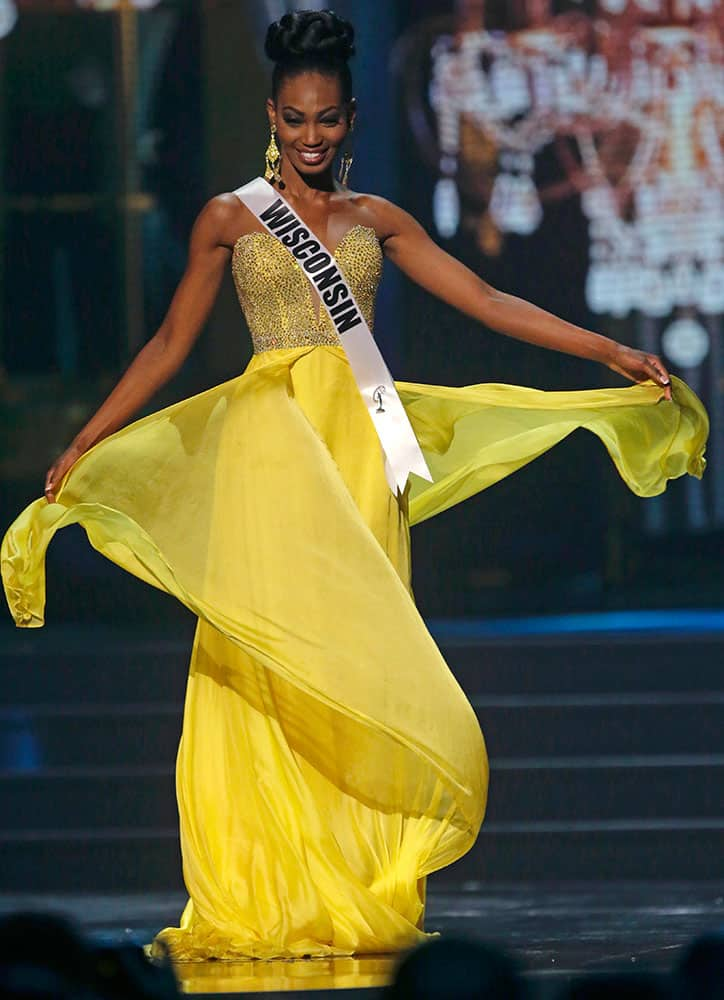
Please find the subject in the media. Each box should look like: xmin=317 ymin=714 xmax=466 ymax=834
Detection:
xmin=606 ymin=343 xmax=672 ymax=401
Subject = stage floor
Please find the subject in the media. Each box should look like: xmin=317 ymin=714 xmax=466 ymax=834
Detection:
xmin=1 ymin=882 xmax=722 ymax=996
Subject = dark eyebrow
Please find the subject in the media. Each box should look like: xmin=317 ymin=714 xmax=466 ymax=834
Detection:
xmin=281 ymin=105 xmax=341 ymax=115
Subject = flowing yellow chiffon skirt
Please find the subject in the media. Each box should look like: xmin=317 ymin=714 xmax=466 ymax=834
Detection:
xmin=1 ymin=345 xmax=708 ymax=959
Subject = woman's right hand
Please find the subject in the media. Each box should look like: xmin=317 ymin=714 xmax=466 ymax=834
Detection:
xmin=44 ymin=442 xmax=85 ymax=503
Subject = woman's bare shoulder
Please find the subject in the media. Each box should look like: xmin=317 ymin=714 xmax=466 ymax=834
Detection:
xmin=346 ymin=190 xmax=418 ymax=242
xmin=194 ymin=190 xmax=259 ymax=250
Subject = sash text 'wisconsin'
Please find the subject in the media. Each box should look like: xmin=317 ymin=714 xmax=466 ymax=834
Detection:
xmin=259 ymin=199 xmax=363 ymax=335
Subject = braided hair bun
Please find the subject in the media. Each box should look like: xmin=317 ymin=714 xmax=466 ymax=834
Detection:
xmin=265 ymin=9 xmax=355 ymax=66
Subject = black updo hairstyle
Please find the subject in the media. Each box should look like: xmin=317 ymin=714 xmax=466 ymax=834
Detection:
xmin=264 ymin=9 xmax=356 ymax=105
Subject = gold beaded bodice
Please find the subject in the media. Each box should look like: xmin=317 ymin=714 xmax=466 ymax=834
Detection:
xmin=231 ymin=225 xmax=383 ymax=354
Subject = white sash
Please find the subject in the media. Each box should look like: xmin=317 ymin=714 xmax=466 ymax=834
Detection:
xmin=233 ymin=176 xmax=433 ymax=496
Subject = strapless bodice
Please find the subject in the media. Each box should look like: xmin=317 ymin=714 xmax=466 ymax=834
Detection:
xmin=231 ymin=225 xmax=383 ymax=354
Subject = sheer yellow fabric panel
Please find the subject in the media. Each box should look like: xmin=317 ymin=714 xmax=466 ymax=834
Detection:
xmin=399 ymin=373 xmax=708 ymax=525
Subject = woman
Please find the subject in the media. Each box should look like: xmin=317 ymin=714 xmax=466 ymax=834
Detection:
xmin=1 ymin=9 xmax=707 ymax=961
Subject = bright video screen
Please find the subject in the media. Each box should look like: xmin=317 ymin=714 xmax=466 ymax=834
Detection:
xmin=395 ymin=0 xmax=723 ymax=537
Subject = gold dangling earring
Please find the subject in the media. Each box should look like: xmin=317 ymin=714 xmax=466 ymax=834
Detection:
xmin=338 ymin=121 xmax=354 ymax=187
xmin=264 ymin=123 xmax=285 ymax=188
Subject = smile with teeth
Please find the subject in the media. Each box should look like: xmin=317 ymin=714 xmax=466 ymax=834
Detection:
xmin=298 ymin=150 xmax=327 ymax=164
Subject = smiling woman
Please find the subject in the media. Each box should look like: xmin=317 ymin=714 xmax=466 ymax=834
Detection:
xmin=265 ymin=6 xmax=355 ymax=186
xmin=0 ymin=6 xmax=709 ymax=964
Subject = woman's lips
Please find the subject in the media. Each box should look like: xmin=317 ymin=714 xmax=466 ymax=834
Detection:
xmin=297 ymin=149 xmax=327 ymax=165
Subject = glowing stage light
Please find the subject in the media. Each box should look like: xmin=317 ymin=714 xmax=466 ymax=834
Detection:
xmin=662 ymin=317 xmax=711 ymax=368
xmin=0 ymin=0 xmax=18 ymax=39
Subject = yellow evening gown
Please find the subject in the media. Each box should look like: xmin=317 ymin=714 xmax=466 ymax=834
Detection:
xmin=1 ymin=220 xmax=708 ymax=960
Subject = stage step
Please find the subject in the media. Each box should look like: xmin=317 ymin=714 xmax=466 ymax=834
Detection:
xmin=2 ymin=756 xmax=723 ymax=830
xmin=446 ymin=822 xmax=724 ymax=883
xmin=440 ymin=633 xmax=724 ymax=696
xmin=1 ymin=623 xmax=722 ymax=889
xmin=0 ymin=822 xmax=722 ymax=891
xmin=475 ymin=693 xmax=724 ymax=757
xmin=488 ymin=755 xmax=724 ymax=822
xmin=0 ymin=829 xmax=183 ymax=893
xmin=2 ymin=696 xmax=722 ymax=767
xmin=0 ymin=629 xmax=192 ymax=707
xmin=2 ymin=629 xmax=722 ymax=704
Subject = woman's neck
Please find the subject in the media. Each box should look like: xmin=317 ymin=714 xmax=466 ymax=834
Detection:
xmin=276 ymin=156 xmax=338 ymax=202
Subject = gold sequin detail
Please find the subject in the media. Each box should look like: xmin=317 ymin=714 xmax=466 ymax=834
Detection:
xmin=231 ymin=225 xmax=383 ymax=354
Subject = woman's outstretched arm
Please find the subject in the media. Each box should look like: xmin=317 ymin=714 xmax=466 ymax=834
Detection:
xmin=370 ymin=195 xmax=672 ymax=399
xmin=44 ymin=195 xmax=238 ymax=502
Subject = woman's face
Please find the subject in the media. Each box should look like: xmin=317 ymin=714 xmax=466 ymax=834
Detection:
xmin=267 ymin=71 xmax=354 ymax=178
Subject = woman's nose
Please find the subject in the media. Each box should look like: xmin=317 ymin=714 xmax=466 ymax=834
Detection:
xmin=303 ymin=125 xmax=322 ymax=147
